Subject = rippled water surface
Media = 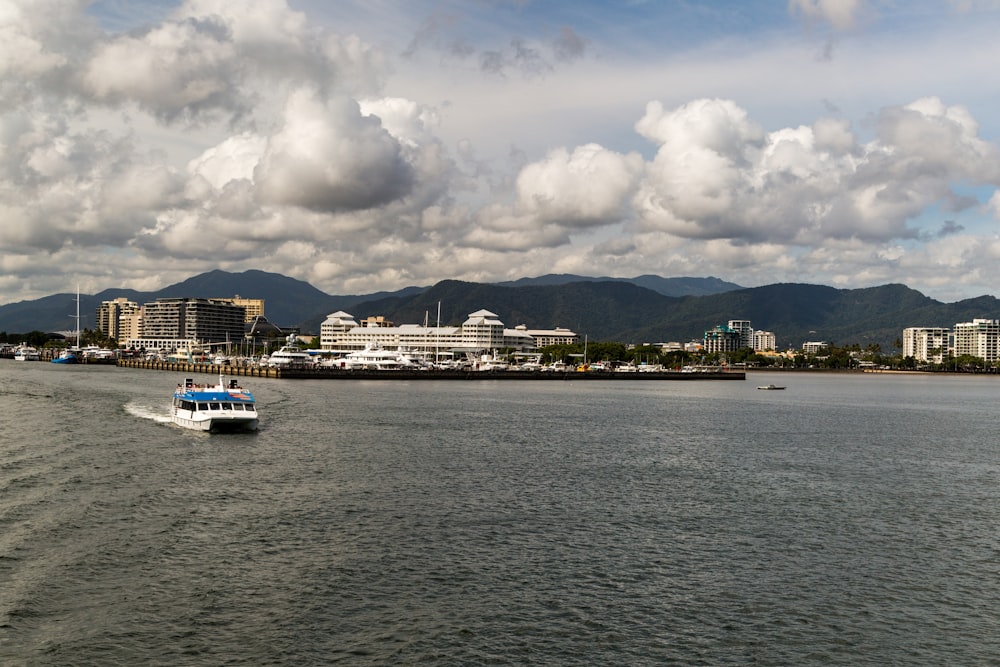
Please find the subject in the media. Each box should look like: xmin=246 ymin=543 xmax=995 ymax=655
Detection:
xmin=1 ymin=363 xmax=999 ymax=665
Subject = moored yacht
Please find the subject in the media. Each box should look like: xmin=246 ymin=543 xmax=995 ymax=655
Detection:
xmin=52 ymin=348 xmax=79 ymax=364
xmin=265 ymin=334 xmax=313 ymax=368
xmin=14 ymin=345 xmax=41 ymax=361
xmin=266 ymin=345 xmax=313 ymax=367
xmin=332 ymin=340 xmax=421 ymax=370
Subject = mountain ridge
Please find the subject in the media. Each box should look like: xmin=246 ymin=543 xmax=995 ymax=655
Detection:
xmin=2 ymin=270 xmax=998 ymax=353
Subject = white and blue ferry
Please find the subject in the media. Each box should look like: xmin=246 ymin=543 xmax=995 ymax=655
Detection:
xmin=172 ymin=375 xmax=259 ymax=432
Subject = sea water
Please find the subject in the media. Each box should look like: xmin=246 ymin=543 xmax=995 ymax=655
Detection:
xmin=1 ymin=363 xmax=998 ymax=665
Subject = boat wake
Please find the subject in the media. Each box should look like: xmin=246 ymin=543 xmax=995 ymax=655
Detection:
xmin=124 ymin=401 xmax=173 ymax=424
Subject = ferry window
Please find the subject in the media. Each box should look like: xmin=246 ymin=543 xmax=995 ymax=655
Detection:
xmin=222 ymin=403 xmax=232 ymax=410
xmin=210 ymin=403 xmax=220 ymax=410
xmin=198 ymin=403 xmax=209 ymax=410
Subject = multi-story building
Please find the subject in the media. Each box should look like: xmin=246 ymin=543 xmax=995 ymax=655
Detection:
xmin=952 ymin=319 xmax=1000 ymax=362
xmin=320 ymin=309 xmax=540 ymax=355
xmin=902 ymin=327 xmax=950 ymax=363
xmin=703 ymin=325 xmax=741 ymax=354
xmin=225 ymin=296 xmax=264 ymax=323
xmin=96 ymin=297 xmax=140 ymax=342
xmin=802 ymin=341 xmax=828 ymax=354
xmin=119 ymin=306 xmax=144 ymax=343
xmin=319 ymin=311 xmax=360 ymax=349
xmin=128 ymin=298 xmax=246 ymax=349
xmin=728 ymin=320 xmax=753 ymax=349
xmin=752 ymin=330 xmax=776 ymax=352
xmin=511 ymin=325 xmax=578 ymax=348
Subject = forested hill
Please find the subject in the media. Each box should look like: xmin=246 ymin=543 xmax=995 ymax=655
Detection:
xmin=5 ymin=270 xmax=1000 ymax=353
xmin=344 ymin=281 xmax=1000 ymax=352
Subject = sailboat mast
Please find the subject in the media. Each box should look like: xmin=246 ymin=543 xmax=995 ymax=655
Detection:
xmin=435 ymin=301 xmax=441 ymax=364
xmin=75 ymin=284 xmax=81 ymax=347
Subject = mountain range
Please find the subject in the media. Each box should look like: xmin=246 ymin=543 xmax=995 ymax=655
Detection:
xmin=2 ymin=270 xmax=998 ymax=352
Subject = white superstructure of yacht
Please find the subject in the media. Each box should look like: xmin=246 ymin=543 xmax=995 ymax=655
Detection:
xmin=329 ymin=340 xmax=422 ymax=370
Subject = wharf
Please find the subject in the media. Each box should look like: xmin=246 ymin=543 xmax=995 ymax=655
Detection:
xmin=117 ymin=359 xmax=745 ymax=381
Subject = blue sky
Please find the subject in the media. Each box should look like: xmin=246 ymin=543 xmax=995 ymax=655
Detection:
xmin=2 ymin=0 xmax=1000 ymax=305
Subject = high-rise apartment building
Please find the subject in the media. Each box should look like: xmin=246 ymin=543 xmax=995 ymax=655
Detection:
xmin=225 ymin=296 xmax=264 ymax=322
xmin=727 ymin=320 xmax=753 ymax=349
xmin=96 ymin=297 xmax=140 ymax=342
xmin=141 ymin=298 xmax=246 ymax=343
xmin=703 ymin=325 xmax=741 ymax=353
xmin=952 ymin=319 xmax=1000 ymax=362
xmin=902 ymin=327 xmax=950 ymax=363
xmin=752 ymin=330 xmax=776 ymax=352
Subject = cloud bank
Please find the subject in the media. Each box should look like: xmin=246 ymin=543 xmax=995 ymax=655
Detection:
xmin=1 ymin=0 xmax=1000 ymax=305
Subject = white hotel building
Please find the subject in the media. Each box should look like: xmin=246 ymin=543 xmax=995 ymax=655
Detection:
xmin=902 ymin=327 xmax=951 ymax=363
xmin=320 ymin=309 xmax=577 ymax=356
xmin=903 ymin=319 xmax=1000 ymax=363
xmin=752 ymin=330 xmax=776 ymax=352
xmin=951 ymin=319 xmax=1000 ymax=363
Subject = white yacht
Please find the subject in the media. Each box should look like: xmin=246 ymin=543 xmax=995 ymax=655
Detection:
xmin=14 ymin=345 xmax=41 ymax=361
xmin=265 ymin=334 xmax=313 ymax=368
xmin=266 ymin=345 xmax=313 ymax=367
xmin=332 ymin=340 xmax=421 ymax=370
xmin=470 ymin=352 xmax=508 ymax=371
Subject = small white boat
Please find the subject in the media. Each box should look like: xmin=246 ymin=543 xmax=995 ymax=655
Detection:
xmin=756 ymin=384 xmax=786 ymax=390
xmin=171 ymin=375 xmax=259 ymax=432
xmin=471 ymin=351 xmax=508 ymax=371
xmin=14 ymin=345 xmax=41 ymax=361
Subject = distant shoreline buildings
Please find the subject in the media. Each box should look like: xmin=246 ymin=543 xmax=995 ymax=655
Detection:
xmin=319 ymin=309 xmax=579 ymax=356
xmin=93 ymin=294 xmax=999 ymax=363
xmin=701 ymin=320 xmax=777 ymax=354
xmin=904 ymin=319 xmax=1000 ymax=363
xmin=96 ymin=296 xmax=265 ymax=351
xmin=96 ymin=297 xmax=580 ymax=355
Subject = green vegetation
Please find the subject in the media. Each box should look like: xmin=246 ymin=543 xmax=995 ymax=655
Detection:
xmin=1 ymin=328 xmax=116 ymax=349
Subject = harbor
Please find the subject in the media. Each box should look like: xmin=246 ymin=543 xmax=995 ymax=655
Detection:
xmin=116 ymin=357 xmax=746 ymax=381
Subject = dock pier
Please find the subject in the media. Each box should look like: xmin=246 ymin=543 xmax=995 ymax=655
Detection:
xmin=117 ymin=359 xmax=745 ymax=381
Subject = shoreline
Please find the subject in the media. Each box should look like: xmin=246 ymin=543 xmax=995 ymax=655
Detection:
xmin=115 ymin=358 xmax=746 ymax=381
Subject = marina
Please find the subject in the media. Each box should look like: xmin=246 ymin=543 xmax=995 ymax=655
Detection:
xmin=116 ymin=357 xmax=746 ymax=380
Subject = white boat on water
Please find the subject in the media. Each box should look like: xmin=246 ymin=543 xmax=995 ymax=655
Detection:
xmin=470 ymin=351 xmax=508 ymax=371
xmin=266 ymin=345 xmax=313 ymax=367
xmin=51 ymin=348 xmax=79 ymax=364
xmin=757 ymin=384 xmax=786 ymax=390
xmin=171 ymin=375 xmax=259 ymax=432
xmin=14 ymin=345 xmax=41 ymax=361
xmin=265 ymin=334 xmax=313 ymax=368
xmin=331 ymin=340 xmax=421 ymax=370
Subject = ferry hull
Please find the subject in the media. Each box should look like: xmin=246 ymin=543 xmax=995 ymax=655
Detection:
xmin=172 ymin=413 xmax=258 ymax=433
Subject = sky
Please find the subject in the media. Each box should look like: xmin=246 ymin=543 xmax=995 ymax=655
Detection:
xmin=4 ymin=0 xmax=1000 ymax=305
